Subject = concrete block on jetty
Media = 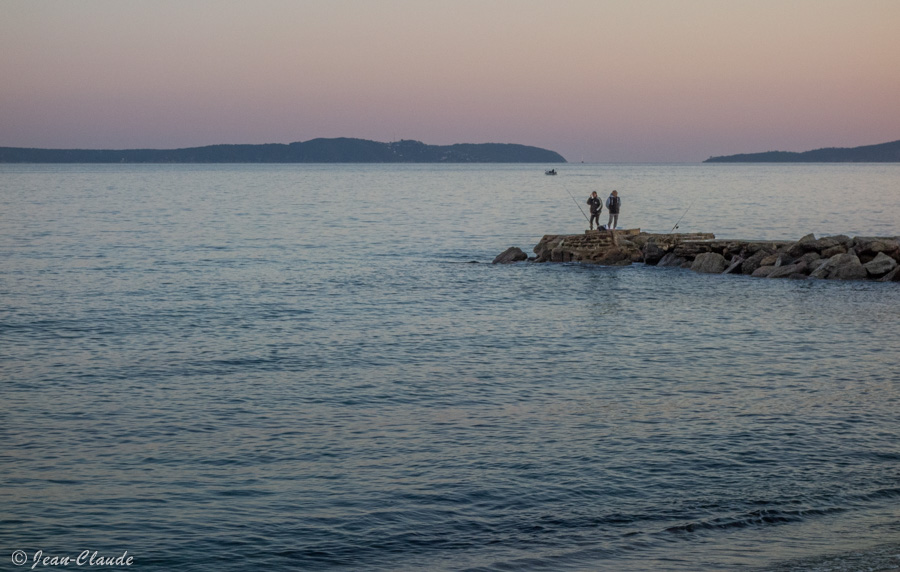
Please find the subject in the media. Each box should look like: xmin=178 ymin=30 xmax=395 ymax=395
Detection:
xmin=498 ymin=229 xmax=900 ymax=282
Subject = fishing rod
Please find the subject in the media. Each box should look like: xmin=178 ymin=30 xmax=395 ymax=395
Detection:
xmin=561 ymin=182 xmax=590 ymax=222
xmin=670 ymin=196 xmax=698 ymax=232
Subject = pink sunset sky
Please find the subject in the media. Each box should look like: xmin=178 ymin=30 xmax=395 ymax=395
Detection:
xmin=2 ymin=0 xmax=899 ymax=162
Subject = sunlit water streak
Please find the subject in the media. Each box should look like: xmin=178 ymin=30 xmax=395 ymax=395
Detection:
xmin=1 ymin=164 xmax=899 ymax=571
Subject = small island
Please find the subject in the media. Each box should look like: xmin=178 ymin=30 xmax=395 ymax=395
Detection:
xmin=704 ymin=139 xmax=900 ymax=163
xmin=0 ymin=138 xmax=566 ymax=164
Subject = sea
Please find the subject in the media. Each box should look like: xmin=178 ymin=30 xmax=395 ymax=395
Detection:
xmin=1 ymin=163 xmax=899 ymax=571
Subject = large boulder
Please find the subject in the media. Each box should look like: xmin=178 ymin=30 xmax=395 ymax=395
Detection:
xmin=720 ymin=241 xmax=745 ymax=260
xmin=853 ymin=237 xmax=900 ymax=264
xmin=673 ymin=242 xmax=712 ymax=260
xmin=691 ymin=252 xmax=727 ymax=274
xmin=551 ymin=247 xmax=573 ymax=262
xmin=879 ymin=267 xmax=900 ymax=282
xmin=812 ymin=235 xmax=851 ymax=252
xmin=810 ymin=253 xmax=867 ymax=280
xmin=760 ymin=253 xmax=785 ymax=268
xmin=589 ymin=246 xmax=634 ymax=266
xmin=798 ymin=252 xmax=822 ymax=269
xmin=864 ymin=252 xmax=897 ymax=277
xmin=821 ymin=245 xmax=847 ymax=258
xmin=621 ymin=240 xmax=646 ymax=263
xmin=741 ymin=249 xmax=774 ymax=275
xmin=492 ymin=246 xmax=528 ymax=264
xmin=788 ymin=233 xmax=818 ymax=257
xmin=768 ymin=261 xmax=808 ymax=279
xmin=642 ymin=241 xmax=667 ymax=265
xmin=658 ymin=252 xmax=688 ymax=267
xmin=832 ymin=257 xmax=868 ymax=280
xmin=533 ymin=235 xmax=565 ymax=262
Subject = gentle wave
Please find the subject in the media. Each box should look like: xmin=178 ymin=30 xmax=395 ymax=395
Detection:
xmin=2 ymin=164 xmax=899 ymax=571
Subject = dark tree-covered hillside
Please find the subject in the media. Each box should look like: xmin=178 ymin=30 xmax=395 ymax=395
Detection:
xmin=0 ymin=138 xmax=567 ymax=163
xmin=704 ymin=139 xmax=900 ymax=162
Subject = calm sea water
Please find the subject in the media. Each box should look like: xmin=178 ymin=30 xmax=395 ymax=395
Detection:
xmin=2 ymin=163 xmax=899 ymax=571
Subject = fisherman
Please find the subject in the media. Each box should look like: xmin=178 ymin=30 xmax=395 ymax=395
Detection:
xmin=586 ymin=191 xmax=602 ymax=230
xmin=606 ymin=190 xmax=621 ymax=230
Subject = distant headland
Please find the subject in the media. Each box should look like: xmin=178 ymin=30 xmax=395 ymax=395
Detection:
xmin=0 ymin=138 xmax=567 ymax=164
xmin=704 ymin=139 xmax=900 ymax=163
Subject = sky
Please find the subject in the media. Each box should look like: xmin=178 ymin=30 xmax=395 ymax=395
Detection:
xmin=2 ymin=0 xmax=899 ymax=162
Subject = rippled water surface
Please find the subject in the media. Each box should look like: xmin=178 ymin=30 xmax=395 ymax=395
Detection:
xmin=2 ymin=164 xmax=899 ymax=571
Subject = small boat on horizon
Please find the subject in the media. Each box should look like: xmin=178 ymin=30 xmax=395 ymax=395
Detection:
xmin=545 ymin=169 xmax=557 ymax=175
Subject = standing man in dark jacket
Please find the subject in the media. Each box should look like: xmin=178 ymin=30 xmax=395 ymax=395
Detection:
xmin=587 ymin=191 xmax=602 ymax=230
xmin=606 ymin=190 xmax=621 ymax=230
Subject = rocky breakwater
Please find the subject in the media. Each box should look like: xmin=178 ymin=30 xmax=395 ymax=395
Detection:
xmin=493 ymin=229 xmax=900 ymax=282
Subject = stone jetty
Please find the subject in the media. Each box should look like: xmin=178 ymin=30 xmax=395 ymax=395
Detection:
xmin=493 ymin=229 xmax=900 ymax=282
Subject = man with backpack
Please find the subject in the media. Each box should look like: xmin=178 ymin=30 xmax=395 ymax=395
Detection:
xmin=606 ymin=190 xmax=621 ymax=230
